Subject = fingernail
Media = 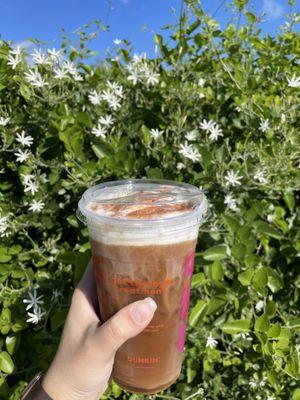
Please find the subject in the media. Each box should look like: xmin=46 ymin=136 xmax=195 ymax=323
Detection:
xmin=131 ymin=297 xmax=157 ymax=323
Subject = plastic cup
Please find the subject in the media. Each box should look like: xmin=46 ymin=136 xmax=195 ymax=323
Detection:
xmin=77 ymin=179 xmax=208 ymax=394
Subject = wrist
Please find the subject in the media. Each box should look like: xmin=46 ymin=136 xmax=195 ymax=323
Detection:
xmin=42 ymin=370 xmax=73 ymax=400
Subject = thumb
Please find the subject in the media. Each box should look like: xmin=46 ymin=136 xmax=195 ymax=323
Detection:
xmin=92 ymin=297 xmax=157 ymax=364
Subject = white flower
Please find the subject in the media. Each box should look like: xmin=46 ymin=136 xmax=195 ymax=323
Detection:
xmin=15 ymin=131 xmax=34 ymax=147
xmin=206 ymin=335 xmax=218 ymax=349
xmin=179 ymin=142 xmax=201 ymax=163
xmin=24 ymin=68 xmax=48 ymax=88
xmin=73 ymin=72 xmax=83 ymax=81
xmin=22 ymin=174 xmax=35 ymax=185
xmin=145 ymin=71 xmax=160 ymax=86
xmin=52 ymin=289 xmax=63 ymax=300
xmin=0 ymin=117 xmax=10 ymax=126
xmin=88 ymin=90 xmax=103 ymax=105
xmin=132 ymin=52 xmax=147 ymax=63
xmin=255 ymin=300 xmax=264 ymax=313
xmin=224 ymin=193 xmax=238 ymax=211
xmin=29 ymin=200 xmax=45 ymax=213
xmin=0 ymin=216 xmax=9 ymax=238
xmin=114 ymin=85 xmax=124 ymax=98
xmin=53 ymin=67 xmax=69 ymax=80
xmin=198 ymin=92 xmax=205 ymax=99
xmin=23 ymin=289 xmax=44 ymax=311
xmin=199 ymin=119 xmax=215 ymax=131
xmin=31 ymin=49 xmax=50 ymax=65
xmin=24 ymin=180 xmax=39 ymax=195
xmin=127 ymin=70 xmax=140 ymax=85
xmin=177 ymin=162 xmax=185 ymax=170
xmin=107 ymin=81 xmax=124 ymax=98
xmin=26 ymin=306 xmax=46 ymax=324
xmin=113 ymin=38 xmax=121 ymax=45
xmin=14 ymin=149 xmax=31 ymax=163
xmin=249 ymin=379 xmax=258 ymax=389
xmin=225 ymin=170 xmax=242 ymax=187
xmin=254 ymin=170 xmax=267 ymax=184
xmin=235 ymin=106 xmax=242 ymax=112
xmin=62 ymin=60 xmax=77 ymax=75
xmin=150 ymin=128 xmax=163 ymax=140
xmin=281 ymin=113 xmax=286 ymax=123
xmin=185 ymin=130 xmax=197 ymax=141
xmin=47 ymin=48 xmax=62 ymax=62
xmin=259 ymin=118 xmax=270 ymax=132
xmin=101 ymin=90 xmax=115 ymax=103
xmin=208 ymin=124 xmax=223 ymax=141
xmin=287 ymin=74 xmax=300 ymax=88
xmin=107 ymin=96 xmax=121 ymax=110
xmin=267 ymin=214 xmax=275 ymax=223
xmin=91 ymin=124 xmax=107 ymax=138
xmin=7 ymin=54 xmax=20 ymax=69
xmin=99 ymin=115 xmax=114 ymax=127
xmin=267 ymin=396 xmax=275 ymax=400
xmin=10 ymin=46 xmax=22 ymax=56
xmin=198 ymin=78 xmax=205 ymax=87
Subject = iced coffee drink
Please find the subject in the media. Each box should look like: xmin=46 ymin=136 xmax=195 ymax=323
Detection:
xmin=78 ymin=179 xmax=208 ymax=394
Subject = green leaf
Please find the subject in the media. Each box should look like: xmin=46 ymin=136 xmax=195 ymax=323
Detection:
xmin=266 ymin=267 xmax=283 ymax=293
xmin=287 ymin=317 xmax=300 ymax=329
xmin=285 ymin=355 xmax=300 ymax=379
xmin=254 ymin=221 xmax=282 ymax=239
xmin=255 ymin=314 xmax=270 ymax=333
xmin=220 ymin=319 xmax=251 ymax=335
xmin=284 ymin=192 xmax=295 ymax=212
xmin=222 ymin=215 xmax=240 ymax=234
xmin=265 ymin=300 xmax=276 ymax=316
xmin=268 ymin=323 xmax=281 ymax=338
xmin=146 ymin=167 xmax=164 ymax=179
xmin=293 ymin=388 xmax=300 ymax=400
xmin=231 ymin=244 xmax=246 ymax=261
xmin=191 ymin=272 xmax=207 ymax=288
xmin=0 ymin=376 xmax=9 ymax=397
xmin=203 ymin=245 xmax=227 ymax=261
xmin=51 ymin=309 xmax=68 ymax=331
xmin=75 ymin=112 xmax=92 ymax=128
xmin=210 ymin=261 xmax=224 ymax=281
xmin=189 ymin=300 xmax=207 ymax=327
xmin=246 ymin=12 xmax=256 ymax=22
xmin=11 ymin=319 xmax=27 ymax=332
xmin=0 ymin=253 xmax=11 ymax=263
xmin=5 ymin=335 xmax=20 ymax=355
xmin=0 ymin=351 xmax=14 ymax=374
xmin=238 ymin=268 xmax=254 ymax=286
xmin=91 ymin=140 xmax=114 ymax=159
xmin=252 ymin=267 xmax=268 ymax=291
xmin=19 ymin=84 xmax=31 ymax=100
xmin=206 ymin=297 xmax=227 ymax=315
xmin=59 ymin=127 xmax=84 ymax=158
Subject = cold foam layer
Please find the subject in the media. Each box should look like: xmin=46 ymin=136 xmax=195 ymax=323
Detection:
xmin=81 ymin=184 xmax=207 ymax=246
xmin=87 ymin=218 xmax=199 ymax=246
xmin=86 ymin=204 xmax=200 ymax=245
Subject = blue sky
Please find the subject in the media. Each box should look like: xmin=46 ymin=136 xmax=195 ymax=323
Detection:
xmin=0 ymin=0 xmax=297 ymax=58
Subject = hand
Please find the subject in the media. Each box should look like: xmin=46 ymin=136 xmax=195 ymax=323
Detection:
xmin=42 ymin=260 xmax=157 ymax=400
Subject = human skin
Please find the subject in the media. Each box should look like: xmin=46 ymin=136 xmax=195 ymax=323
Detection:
xmin=42 ymin=261 xmax=157 ymax=400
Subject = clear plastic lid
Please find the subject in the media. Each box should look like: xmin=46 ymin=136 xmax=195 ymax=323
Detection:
xmin=77 ymin=179 xmax=208 ymax=229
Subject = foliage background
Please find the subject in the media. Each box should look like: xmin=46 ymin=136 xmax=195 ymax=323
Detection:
xmin=0 ymin=0 xmax=299 ymax=398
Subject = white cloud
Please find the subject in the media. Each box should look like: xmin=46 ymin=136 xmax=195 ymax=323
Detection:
xmin=262 ymin=0 xmax=284 ymax=20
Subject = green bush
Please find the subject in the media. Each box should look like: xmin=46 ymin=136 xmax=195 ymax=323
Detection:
xmin=0 ymin=0 xmax=299 ymax=398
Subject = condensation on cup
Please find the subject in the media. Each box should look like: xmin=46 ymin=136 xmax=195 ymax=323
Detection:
xmin=77 ymin=179 xmax=209 ymax=394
